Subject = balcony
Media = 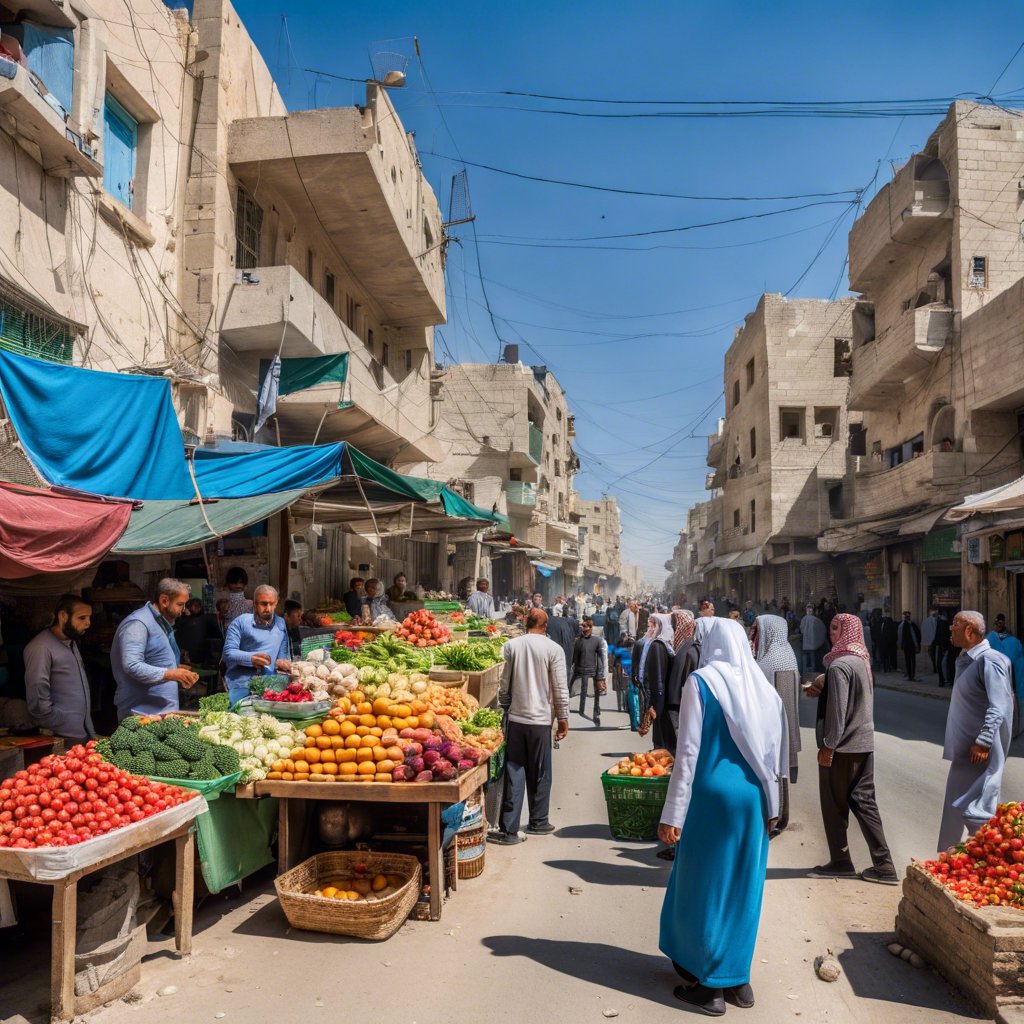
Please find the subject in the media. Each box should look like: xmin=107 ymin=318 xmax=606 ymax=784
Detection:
xmin=219 ymin=266 xmax=440 ymax=464
xmin=849 ymin=155 xmax=951 ymax=293
xmin=707 ymin=422 xmax=726 ymax=468
xmin=505 ymin=480 xmax=537 ymax=509
xmin=227 ymin=86 xmax=445 ymax=328
xmin=0 ymin=61 xmax=99 ymax=178
xmin=848 ymin=305 xmax=954 ymax=411
xmin=852 ymin=449 xmax=967 ymax=520
xmin=528 ymin=421 xmax=544 ymax=463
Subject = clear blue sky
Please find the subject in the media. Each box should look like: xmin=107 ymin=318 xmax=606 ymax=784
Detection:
xmin=235 ymin=0 xmax=1024 ymax=581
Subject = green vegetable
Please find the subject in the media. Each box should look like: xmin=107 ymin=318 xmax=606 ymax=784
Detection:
xmin=199 ymin=693 xmax=230 ymax=715
xmin=457 ymin=707 xmax=504 ymax=734
xmin=434 ymin=642 xmax=499 ymax=672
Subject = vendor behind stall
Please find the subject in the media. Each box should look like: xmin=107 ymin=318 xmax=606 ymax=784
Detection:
xmin=386 ymin=573 xmax=414 ymax=603
xmin=284 ymin=600 xmax=303 ymax=659
xmin=112 ymin=579 xmax=199 ymax=719
xmin=24 ymin=594 xmax=95 ymax=743
xmin=222 ymin=585 xmax=292 ymax=705
xmin=342 ymin=577 xmax=365 ymax=619
xmin=466 ymin=578 xmax=496 ymax=618
xmin=363 ymin=578 xmax=395 ymax=623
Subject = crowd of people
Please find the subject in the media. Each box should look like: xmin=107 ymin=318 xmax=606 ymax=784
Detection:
xmin=492 ymin=590 xmax=1018 ymax=1015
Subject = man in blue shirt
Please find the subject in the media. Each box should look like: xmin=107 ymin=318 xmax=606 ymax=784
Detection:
xmin=222 ymin=584 xmax=292 ymax=705
xmin=112 ymin=579 xmax=199 ymax=719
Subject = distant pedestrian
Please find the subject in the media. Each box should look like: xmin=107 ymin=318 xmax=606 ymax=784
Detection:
xmin=572 ymin=618 xmax=607 ymax=726
xmin=742 ymin=600 xmax=756 ymax=627
xmin=698 ymin=598 xmax=715 ymax=618
xmin=933 ymin=609 xmax=952 ymax=686
xmin=880 ymin=613 xmax=898 ymax=672
xmin=987 ymin=613 xmax=1024 ymax=714
xmin=662 ymin=610 xmax=699 ymax=751
xmin=807 ymin=613 xmax=898 ymax=885
xmin=658 ymin=617 xmax=786 ymax=1015
xmin=799 ymin=605 xmax=826 ymax=675
xmin=620 ymin=600 xmax=639 ymax=640
xmin=938 ymin=611 xmax=1013 ymax=852
xmin=545 ymin=610 xmax=578 ymax=681
xmin=898 ymin=611 xmax=922 ymax=681
xmin=492 ymin=608 xmax=569 ymax=844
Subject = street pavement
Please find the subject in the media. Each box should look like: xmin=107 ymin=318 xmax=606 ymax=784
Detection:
xmin=4 ymin=685 xmax=1021 ymax=1024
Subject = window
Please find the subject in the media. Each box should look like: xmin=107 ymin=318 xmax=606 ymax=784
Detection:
xmin=592 ymin=525 xmax=601 ymax=535
xmin=367 ymin=328 xmax=374 ymax=352
xmin=103 ymin=93 xmax=137 ymax=209
xmin=509 ymin=468 xmax=522 ymax=482
xmin=234 ymin=185 xmax=263 ymax=270
xmin=779 ymin=407 xmax=805 ymax=441
xmin=828 ymin=484 xmax=843 ymax=518
xmin=732 ymin=509 xmax=740 ymax=529
xmin=0 ymin=296 xmax=74 ymax=363
xmin=813 ymin=407 xmax=839 ymax=439
xmin=749 ymin=427 xmax=757 ymax=459
xmin=970 ymin=256 xmax=987 ymax=288
xmin=323 ymin=271 xmax=335 ymax=307
xmin=834 ymin=338 xmax=852 ymax=377
xmin=554 ymin=459 xmax=561 ymax=476
xmin=732 ymin=379 xmax=740 ymax=408
xmin=381 ymin=341 xmax=389 ymax=369
xmin=745 ymin=358 xmax=755 ymax=390
xmin=345 ymin=296 xmax=357 ymax=330
xmin=405 ymin=348 xmax=413 ymax=373
xmin=749 ymin=499 xmax=756 ymax=532
xmin=306 ymin=249 xmax=314 ymax=283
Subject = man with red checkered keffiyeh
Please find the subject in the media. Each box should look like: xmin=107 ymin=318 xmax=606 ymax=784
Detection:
xmin=804 ymin=613 xmax=898 ymax=885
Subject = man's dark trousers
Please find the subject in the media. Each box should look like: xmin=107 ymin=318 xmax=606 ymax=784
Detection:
xmin=818 ymin=751 xmax=894 ymax=871
xmin=500 ymin=721 xmax=553 ymax=835
xmin=903 ymin=646 xmax=917 ymax=680
xmin=577 ymin=675 xmax=602 ymax=724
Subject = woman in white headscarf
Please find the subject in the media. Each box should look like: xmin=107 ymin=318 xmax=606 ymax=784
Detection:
xmin=658 ymin=617 xmax=787 ymax=1016
xmin=636 ymin=612 xmax=675 ymax=748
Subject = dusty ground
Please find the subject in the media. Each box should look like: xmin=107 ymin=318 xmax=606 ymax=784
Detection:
xmin=3 ymin=685 xmax=1011 ymax=1024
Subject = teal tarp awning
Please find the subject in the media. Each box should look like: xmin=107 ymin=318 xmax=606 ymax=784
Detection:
xmin=113 ymin=489 xmax=307 ymax=554
xmin=259 ymin=353 xmax=348 ymax=396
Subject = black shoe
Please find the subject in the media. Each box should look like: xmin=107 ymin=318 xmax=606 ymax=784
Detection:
xmin=725 ymin=983 xmax=755 ymax=1008
xmin=486 ymin=830 xmax=525 ymax=846
xmin=525 ymin=822 xmax=556 ymax=835
xmin=655 ymin=847 xmax=676 ymax=861
xmin=860 ymin=866 xmax=899 ymax=886
xmin=808 ymin=861 xmax=858 ymax=879
xmin=674 ymin=984 xmax=725 ymax=1016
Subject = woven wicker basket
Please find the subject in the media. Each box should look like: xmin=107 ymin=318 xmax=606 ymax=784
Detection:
xmin=458 ymin=849 xmax=485 ymax=879
xmin=274 ymin=851 xmax=421 ymax=940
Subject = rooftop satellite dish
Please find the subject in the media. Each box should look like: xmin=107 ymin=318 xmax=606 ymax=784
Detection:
xmin=444 ymin=169 xmax=475 ymax=228
xmin=368 ymin=37 xmax=413 ymax=88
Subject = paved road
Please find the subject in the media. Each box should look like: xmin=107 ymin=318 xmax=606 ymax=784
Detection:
xmin=5 ymin=687 xmax=1014 ymax=1024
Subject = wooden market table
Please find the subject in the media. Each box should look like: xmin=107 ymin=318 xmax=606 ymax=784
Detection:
xmin=0 ymin=809 xmax=200 ymax=1022
xmin=238 ymin=763 xmax=488 ymax=921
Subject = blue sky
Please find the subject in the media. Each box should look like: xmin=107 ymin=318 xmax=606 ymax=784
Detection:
xmin=234 ymin=0 xmax=1024 ymax=581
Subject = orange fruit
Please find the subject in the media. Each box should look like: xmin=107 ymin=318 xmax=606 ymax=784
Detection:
xmin=344 ymin=735 xmax=363 ymax=749
xmin=306 ymin=724 xmax=323 ymax=738
xmin=281 ymin=772 xmax=293 ymax=780
xmin=331 ymin=736 xmax=345 ymax=749
xmin=316 ymin=736 xmax=331 ymax=749
xmin=372 ymin=746 xmax=389 ymax=761
xmin=370 ymin=727 xmax=383 ymax=738
xmin=320 ymin=749 xmax=336 ymax=763
xmin=339 ymin=762 xmax=358 ymax=776
xmin=304 ymin=748 xmax=321 ymax=764
xmin=284 ymin=759 xmax=296 ymax=772
xmin=310 ymin=763 xmax=324 ymax=775
xmin=322 ymin=762 xmax=338 ymax=775
xmin=290 ymin=748 xmax=305 ymax=760
xmin=356 ymin=725 xmax=371 ymax=737
xmin=372 ymin=697 xmax=392 ymax=715
xmin=305 ymin=737 xmax=317 ymax=748
xmin=386 ymin=745 xmax=404 ymax=761
xmin=356 ymin=747 xmax=374 ymax=762
xmin=322 ymin=719 xmax=340 ymax=736
xmin=339 ymin=720 xmax=357 ymax=737
xmin=358 ymin=714 xmax=377 ymax=728
xmin=376 ymin=715 xmax=392 ymax=729
xmin=357 ymin=761 xmax=376 ymax=775
xmin=336 ymin=749 xmax=357 ymax=763
xmin=293 ymin=750 xmax=308 ymax=763
xmin=376 ymin=759 xmax=396 ymax=774
xmin=356 ymin=702 xmax=373 ymax=715
xmin=406 ymin=716 xmax=419 ymax=729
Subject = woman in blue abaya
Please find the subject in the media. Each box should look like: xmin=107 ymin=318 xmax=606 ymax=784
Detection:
xmin=658 ymin=617 xmax=787 ymax=1016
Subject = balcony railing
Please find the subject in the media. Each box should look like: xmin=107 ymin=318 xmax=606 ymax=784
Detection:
xmin=852 ymin=449 xmax=968 ymax=520
xmin=506 ymin=480 xmax=537 ymax=508
xmin=528 ymin=421 xmax=543 ymax=463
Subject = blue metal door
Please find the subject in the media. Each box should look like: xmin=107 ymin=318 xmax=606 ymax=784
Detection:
xmin=103 ymin=94 xmax=137 ymax=209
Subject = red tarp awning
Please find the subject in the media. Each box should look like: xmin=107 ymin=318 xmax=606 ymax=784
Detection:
xmin=0 ymin=482 xmax=133 ymax=579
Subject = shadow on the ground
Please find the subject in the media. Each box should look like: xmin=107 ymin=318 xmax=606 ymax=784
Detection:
xmin=839 ymin=930 xmax=983 ymax=1017
xmin=482 ymin=935 xmax=682 ymax=1009
xmin=555 ymin=823 xmax=622 ymax=840
xmin=543 ymin=857 xmax=670 ymax=887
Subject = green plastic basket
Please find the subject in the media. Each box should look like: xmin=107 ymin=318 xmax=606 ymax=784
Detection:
xmin=148 ymin=770 xmax=242 ymax=802
xmin=600 ymin=770 xmax=670 ymax=841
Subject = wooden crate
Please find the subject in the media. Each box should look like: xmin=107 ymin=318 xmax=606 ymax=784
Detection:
xmin=896 ymin=862 xmax=1024 ymax=1017
xmin=466 ymin=664 xmax=500 ymax=707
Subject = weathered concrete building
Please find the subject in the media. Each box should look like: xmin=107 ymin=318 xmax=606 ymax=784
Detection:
xmin=665 ymin=497 xmax=722 ymax=600
xmin=821 ymin=101 xmax=1024 ymax=624
xmin=702 ymin=293 xmax=854 ymax=606
xmin=415 ymin=360 xmax=581 ymax=600
xmin=575 ymin=494 xmax=621 ymax=592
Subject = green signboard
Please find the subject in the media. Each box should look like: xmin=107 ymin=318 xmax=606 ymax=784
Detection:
xmin=922 ymin=525 xmax=957 ymax=562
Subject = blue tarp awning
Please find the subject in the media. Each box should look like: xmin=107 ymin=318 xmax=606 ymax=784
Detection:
xmin=193 ymin=442 xmax=346 ymax=498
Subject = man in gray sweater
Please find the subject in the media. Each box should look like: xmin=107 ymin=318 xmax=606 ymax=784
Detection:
xmin=491 ymin=608 xmax=570 ymax=845
xmin=805 ymin=613 xmax=898 ymax=885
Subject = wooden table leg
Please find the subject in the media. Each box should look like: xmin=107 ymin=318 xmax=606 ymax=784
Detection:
xmin=173 ymin=829 xmax=195 ymax=956
xmin=427 ymin=802 xmax=441 ymax=921
xmin=278 ymin=798 xmax=291 ymax=874
xmin=50 ymin=878 xmax=77 ymax=1022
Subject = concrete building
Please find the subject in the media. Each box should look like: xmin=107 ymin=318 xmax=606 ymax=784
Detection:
xmin=701 ymin=293 xmax=854 ymax=606
xmin=665 ymin=497 xmax=722 ymax=601
xmin=618 ymin=564 xmax=646 ymax=598
xmin=821 ymin=101 xmax=1024 ymax=624
xmin=0 ymin=0 xmax=448 ymax=608
xmin=575 ymin=494 xmax=622 ymax=593
xmin=414 ymin=359 xmax=581 ymax=601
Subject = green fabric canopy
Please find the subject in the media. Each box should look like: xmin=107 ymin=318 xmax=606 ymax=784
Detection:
xmin=259 ymin=353 xmax=349 ymax=397
xmin=112 ymin=489 xmax=307 ymax=554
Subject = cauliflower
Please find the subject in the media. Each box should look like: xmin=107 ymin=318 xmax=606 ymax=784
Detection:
xmin=308 ymin=649 xmax=327 ymax=664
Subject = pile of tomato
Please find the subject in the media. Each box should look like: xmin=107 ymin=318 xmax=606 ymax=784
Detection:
xmin=0 ymin=742 xmax=197 ymax=849
xmin=923 ymin=800 xmax=1024 ymax=907
xmin=334 ymin=629 xmax=373 ymax=650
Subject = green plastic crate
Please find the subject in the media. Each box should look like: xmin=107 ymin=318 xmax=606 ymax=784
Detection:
xmin=600 ymin=770 xmax=670 ymax=841
xmin=148 ymin=771 xmax=242 ymax=802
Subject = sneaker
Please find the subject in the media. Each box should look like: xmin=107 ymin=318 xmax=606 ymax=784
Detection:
xmin=861 ymin=866 xmax=900 ymax=886
xmin=486 ymin=830 xmax=526 ymax=846
xmin=525 ymin=822 xmax=556 ymax=835
xmin=808 ymin=862 xmax=858 ymax=879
